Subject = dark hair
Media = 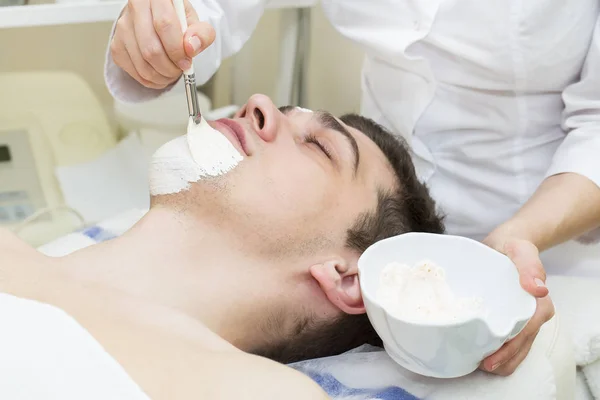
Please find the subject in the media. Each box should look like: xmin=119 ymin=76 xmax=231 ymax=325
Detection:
xmin=258 ymin=114 xmax=445 ymax=364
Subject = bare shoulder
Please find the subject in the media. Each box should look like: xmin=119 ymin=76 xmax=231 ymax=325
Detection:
xmin=0 ymin=228 xmax=53 ymax=295
xmin=137 ymin=342 xmax=329 ymax=399
xmin=0 ymin=228 xmax=35 ymax=254
xmin=208 ymin=351 xmax=330 ymax=400
xmin=0 ymin=228 xmax=49 ymax=266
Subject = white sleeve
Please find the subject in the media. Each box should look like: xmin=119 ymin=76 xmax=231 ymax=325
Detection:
xmin=104 ymin=0 xmax=267 ymax=103
xmin=545 ymin=16 xmax=600 ymax=188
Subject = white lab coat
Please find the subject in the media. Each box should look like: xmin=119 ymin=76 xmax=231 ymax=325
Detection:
xmin=105 ymin=0 xmax=600 ymax=276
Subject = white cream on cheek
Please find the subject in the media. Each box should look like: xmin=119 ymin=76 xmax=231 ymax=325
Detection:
xmin=186 ymin=117 xmax=242 ymax=175
xmin=149 ymin=117 xmax=243 ymax=196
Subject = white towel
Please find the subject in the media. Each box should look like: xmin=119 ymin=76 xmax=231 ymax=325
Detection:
xmin=290 ymin=341 xmax=556 ymax=400
xmin=0 ymin=293 xmax=149 ymax=400
xmin=585 ymin=362 xmax=600 ymax=398
xmin=577 ymin=369 xmax=594 ymax=400
xmin=547 ymin=276 xmax=600 ymax=399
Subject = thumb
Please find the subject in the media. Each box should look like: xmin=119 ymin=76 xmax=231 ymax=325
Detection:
xmin=183 ymin=0 xmax=216 ymax=58
xmin=504 ymin=239 xmax=549 ymax=298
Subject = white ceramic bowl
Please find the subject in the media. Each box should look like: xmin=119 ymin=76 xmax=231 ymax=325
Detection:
xmin=358 ymin=232 xmax=536 ymax=378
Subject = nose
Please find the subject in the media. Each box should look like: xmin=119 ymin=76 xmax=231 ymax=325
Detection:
xmin=242 ymin=94 xmax=280 ymax=143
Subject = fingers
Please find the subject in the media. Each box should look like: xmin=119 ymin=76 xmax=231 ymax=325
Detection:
xmin=182 ymin=21 xmax=216 ymax=59
xmin=122 ymin=10 xmax=175 ymax=88
xmin=504 ymin=239 xmax=549 ymax=298
xmin=481 ymin=326 xmax=533 ymax=374
xmin=111 ymin=0 xmax=216 ymax=88
xmin=184 ymin=0 xmax=199 ymax=24
xmin=491 ymin=334 xmax=536 ymax=376
xmin=536 ymin=295 xmax=556 ymax=323
xmin=182 ymin=0 xmax=216 ymax=59
xmin=111 ymin=10 xmax=165 ymax=89
xmin=112 ymin=0 xmax=180 ymax=89
xmin=111 ymin=39 xmax=159 ymax=89
xmin=132 ymin=0 xmax=181 ymax=79
xmin=150 ymin=0 xmax=193 ymax=70
xmin=481 ymin=296 xmax=555 ymax=375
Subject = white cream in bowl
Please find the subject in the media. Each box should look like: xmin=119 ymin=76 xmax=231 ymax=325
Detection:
xmin=377 ymin=260 xmax=487 ymax=324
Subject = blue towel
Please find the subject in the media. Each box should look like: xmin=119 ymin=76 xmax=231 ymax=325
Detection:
xmin=81 ymin=226 xmax=118 ymax=242
xmin=290 ymin=346 xmax=425 ymax=400
xmin=302 ymin=370 xmax=420 ymax=400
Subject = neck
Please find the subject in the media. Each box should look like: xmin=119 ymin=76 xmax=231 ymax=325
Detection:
xmin=61 ymin=206 xmax=307 ymax=351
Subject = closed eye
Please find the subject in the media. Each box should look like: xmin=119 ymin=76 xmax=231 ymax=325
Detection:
xmin=305 ymin=134 xmax=333 ymax=160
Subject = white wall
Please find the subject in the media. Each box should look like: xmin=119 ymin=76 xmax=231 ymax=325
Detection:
xmin=0 ymin=21 xmax=118 ymax=128
xmin=305 ymin=4 xmax=364 ymax=115
xmin=214 ymin=4 xmax=365 ymax=116
xmin=0 ymin=3 xmax=365 ymax=124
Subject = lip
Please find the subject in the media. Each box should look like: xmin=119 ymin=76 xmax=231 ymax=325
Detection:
xmin=211 ymin=119 xmax=249 ymax=156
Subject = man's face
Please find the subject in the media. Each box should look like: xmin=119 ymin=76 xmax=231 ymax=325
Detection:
xmin=165 ymin=94 xmax=395 ymax=259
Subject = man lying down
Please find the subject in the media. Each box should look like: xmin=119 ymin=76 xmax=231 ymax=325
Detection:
xmin=0 ymin=94 xmax=444 ymax=399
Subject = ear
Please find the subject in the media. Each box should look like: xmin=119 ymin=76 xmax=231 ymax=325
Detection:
xmin=309 ymin=257 xmax=365 ymax=315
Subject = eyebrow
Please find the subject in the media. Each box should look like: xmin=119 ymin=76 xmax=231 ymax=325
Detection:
xmin=278 ymin=105 xmax=296 ymax=114
xmin=315 ymin=111 xmax=360 ymax=174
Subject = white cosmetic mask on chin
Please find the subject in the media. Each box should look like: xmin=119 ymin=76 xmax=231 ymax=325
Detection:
xmin=149 ymin=118 xmax=243 ymax=196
